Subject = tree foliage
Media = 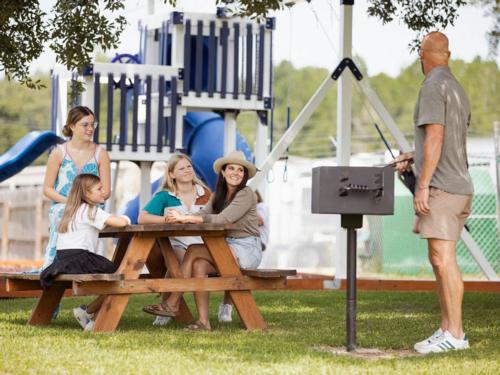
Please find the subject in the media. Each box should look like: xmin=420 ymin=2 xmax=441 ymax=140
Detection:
xmin=1 ymin=0 xmax=498 ymax=91
xmin=471 ymin=0 xmax=500 ymax=58
xmin=209 ymin=0 xmax=499 ymax=56
xmin=366 ymin=0 xmax=467 ymax=50
xmin=0 ymin=1 xmax=48 ymax=89
xmin=0 ymin=0 xmax=126 ymax=90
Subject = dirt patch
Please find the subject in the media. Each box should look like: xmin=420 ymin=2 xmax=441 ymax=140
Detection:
xmin=315 ymin=345 xmax=422 ymax=360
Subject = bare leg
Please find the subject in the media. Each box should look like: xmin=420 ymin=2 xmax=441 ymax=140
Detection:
xmin=428 ymin=251 xmax=448 ymax=331
xmin=160 ymin=246 xmax=186 ymax=303
xmin=192 ymin=258 xmax=217 ymax=328
xmin=428 ymin=238 xmax=464 ymax=338
xmin=164 ymin=244 xmax=215 ymax=309
xmin=86 ymin=295 xmax=105 ymax=314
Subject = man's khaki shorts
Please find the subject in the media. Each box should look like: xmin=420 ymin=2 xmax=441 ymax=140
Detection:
xmin=417 ymin=187 xmax=472 ymax=241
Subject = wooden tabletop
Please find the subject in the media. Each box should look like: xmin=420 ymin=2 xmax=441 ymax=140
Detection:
xmin=99 ymin=223 xmax=240 ymax=237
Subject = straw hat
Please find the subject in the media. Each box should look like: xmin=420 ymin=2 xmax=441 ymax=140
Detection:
xmin=213 ymin=150 xmax=257 ymax=178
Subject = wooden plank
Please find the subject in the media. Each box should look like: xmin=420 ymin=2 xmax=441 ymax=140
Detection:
xmin=92 ymin=236 xmax=155 ymax=332
xmin=100 ymin=223 xmax=239 ymax=237
xmin=3 ymin=277 xmax=497 ymax=297
xmin=111 ymin=237 xmax=131 ymax=266
xmin=339 ymin=278 xmax=500 ymax=293
xmin=156 ymin=238 xmax=194 ymax=323
xmin=285 ymin=278 xmax=330 ymax=290
xmin=7 ymin=279 xmax=44 ymax=292
xmin=72 ymin=276 xmax=287 ymax=296
xmin=203 ymin=236 xmax=267 ymax=330
xmin=0 ymin=272 xmax=124 ymax=282
xmin=242 ymin=269 xmax=297 ymax=278
xmin=285 ymin=277 xmax=500 ymax=293
xmin=0 ymin=272 xmax=41 ymax=280
xmin=28 ymin=284 xmax=66 ymax=326
xmin=0 ymin=279 xmax=72 ymax=298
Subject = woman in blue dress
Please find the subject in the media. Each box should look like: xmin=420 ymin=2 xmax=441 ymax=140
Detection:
xmin=42 ymin=106 xmax=111 ymax=269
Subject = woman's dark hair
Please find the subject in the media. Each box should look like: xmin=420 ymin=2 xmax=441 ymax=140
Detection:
xmin=212 ymin=165 xmax=249 ymax=213
xmin=62 ymin=106 xmax=95 ymax=137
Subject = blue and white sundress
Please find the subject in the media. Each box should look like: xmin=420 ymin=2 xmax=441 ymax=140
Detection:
xmin=41 ymin=143 xmax=102 ymax=269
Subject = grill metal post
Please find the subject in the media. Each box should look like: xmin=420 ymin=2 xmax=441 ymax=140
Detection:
xmin=341 ymin=213 xmax=362 ymax=352
xmin=346 ymin=226 xmax=357 ymax=351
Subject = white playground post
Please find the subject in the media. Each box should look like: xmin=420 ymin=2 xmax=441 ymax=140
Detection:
xmin=51 ymin=66 xmax=70 ymax=137
xmin=254 ymin=113 xmax=269 ymax=193
xmin=224 ymin=111 xmax=238 ymax=155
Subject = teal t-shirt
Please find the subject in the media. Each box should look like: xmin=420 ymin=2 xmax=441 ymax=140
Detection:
xmin=143 ymin=191 xmax=182 ymax=216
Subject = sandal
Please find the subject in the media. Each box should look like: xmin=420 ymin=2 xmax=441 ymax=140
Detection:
xmin=142 ymin=302 xmax=179 ymax=317
xmin=185 ymin=320 xmax=211 ymax=332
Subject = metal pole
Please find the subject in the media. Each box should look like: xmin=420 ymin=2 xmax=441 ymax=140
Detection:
xmin=346 ymin=226 xmax=357 ymax=351
xmin=335 ymin=0 xmax=354 ymax=279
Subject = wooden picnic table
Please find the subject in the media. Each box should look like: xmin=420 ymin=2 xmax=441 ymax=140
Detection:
xmin=1 ymin=223 xmax=295 ymax=332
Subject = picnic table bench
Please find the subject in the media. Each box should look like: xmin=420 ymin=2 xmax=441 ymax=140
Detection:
xmin=0 ymin=223 xmax=296 ymax=332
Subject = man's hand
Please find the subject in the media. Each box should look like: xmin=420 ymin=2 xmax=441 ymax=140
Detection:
xmin=391 ymin=151 xmax=415 ymax=173
xmin=414 ymin=187 xmax=430 ymax=216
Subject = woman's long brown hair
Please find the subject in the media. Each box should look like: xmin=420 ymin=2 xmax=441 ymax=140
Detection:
xmin=212 ymin=165 xmax=249 ymax=213
xmin=58 ymin=174 xmax=101 ymax=233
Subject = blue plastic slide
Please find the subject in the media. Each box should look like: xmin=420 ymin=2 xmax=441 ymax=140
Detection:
xmin=123 ymin=112 xmax=254 ymax=223
xmin=0 ymin=131 xmax=64 ymax=183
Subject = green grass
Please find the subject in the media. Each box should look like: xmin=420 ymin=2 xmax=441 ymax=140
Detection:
xmin=0 ymin=291 xmax=499 ymax=374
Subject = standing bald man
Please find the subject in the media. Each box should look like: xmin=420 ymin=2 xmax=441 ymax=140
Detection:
xmin=394 ymin=31 xmax=473 ymax=354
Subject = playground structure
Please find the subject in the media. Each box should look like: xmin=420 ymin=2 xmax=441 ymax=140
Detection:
xmin=51 ymin=9 xmax=274 ymax=212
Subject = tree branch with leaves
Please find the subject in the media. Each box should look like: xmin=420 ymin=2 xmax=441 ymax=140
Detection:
xmin=0 ymin=0 xmax=125 ymax=91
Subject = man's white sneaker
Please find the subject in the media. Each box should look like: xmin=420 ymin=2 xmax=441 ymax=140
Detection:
xmin=414 ymin=328 xmax=444 ymax=351
xmin=84 ymin=320 xmax=94 ymax=332
xmin=73 ymin=305 xmax=94 ymax=329
xmin=218 ymin=303 xmax=232 ymax=322
xmin=415 ymin=330 xmax=469 ymax=354
xmin=153 ymin=316 xmax=172 ymax=326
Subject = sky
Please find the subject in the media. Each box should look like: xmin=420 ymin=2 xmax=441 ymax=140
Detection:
xmin=29 ymin=0 xmax=498 ymax=77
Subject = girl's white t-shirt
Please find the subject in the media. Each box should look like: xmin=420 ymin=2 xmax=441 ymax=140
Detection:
xmin=56 ymin=204 xmax=111 ymax=252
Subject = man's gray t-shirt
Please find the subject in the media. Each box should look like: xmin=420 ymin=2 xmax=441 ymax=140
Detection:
xmin=413 ymin=66 xmax=473 ymax=195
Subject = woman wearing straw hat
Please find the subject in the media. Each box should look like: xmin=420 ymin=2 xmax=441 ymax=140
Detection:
xmin=142 ymin=150 xmax=262 ymax=331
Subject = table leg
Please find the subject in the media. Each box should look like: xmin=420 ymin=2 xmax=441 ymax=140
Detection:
xmin=111 ymin=237 xmax=131 ymax=266
xmin=93 ymin=236 xmax=155 ymax=332
xmin=28 ymin=283 xmax=67 ymax=326
xmin=157 ymin=238 xmax=194 ymax=323
xmin=203 ymin=236 xmax=267 ymax=330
